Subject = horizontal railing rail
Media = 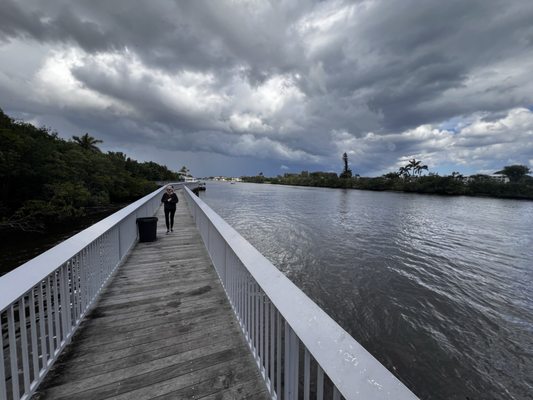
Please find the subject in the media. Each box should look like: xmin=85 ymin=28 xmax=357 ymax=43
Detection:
xmin=184 ymin=186 xmax=419 ymax=400
xmin=0 ymin=183 xmax=189 ymax=400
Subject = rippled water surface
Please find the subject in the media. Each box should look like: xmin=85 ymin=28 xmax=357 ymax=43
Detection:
xmin=201 ymin=182 xmax=533 ymax=400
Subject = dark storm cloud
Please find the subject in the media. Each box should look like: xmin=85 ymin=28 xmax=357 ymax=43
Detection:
xmin=0 ymin=0 xmax=310 ymax=73
xmin=0 ymin=0 xmax=221 ymax=72
xmin=70 ymin=63 xmax=215 ymax=133
xmin=0 ymin=1 xmax=112 ymax=52
xmin=1 ymin=0 xmax=533 ymax=176
xmin=306 ymin=0 xmax=533 ymax=131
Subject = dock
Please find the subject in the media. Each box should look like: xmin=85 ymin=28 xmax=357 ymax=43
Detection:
xmin=31 ymin=190 xmax=270 ymax=399
xmin=1 ymin=184 xmax=419 ymax=400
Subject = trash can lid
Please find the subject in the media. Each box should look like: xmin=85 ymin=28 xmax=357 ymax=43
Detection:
xmin=136 ymin=217 xmax=158 ymax=222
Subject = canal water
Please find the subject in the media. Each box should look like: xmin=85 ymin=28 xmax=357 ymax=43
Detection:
xmin=0 ymin=206 xmax=125 ymax=276
xmin=201 ymin=182 xmax=533 ymax=400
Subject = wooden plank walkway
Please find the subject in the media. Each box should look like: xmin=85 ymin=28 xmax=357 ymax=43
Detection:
xmin=32 ymin=190 xmax=270 ymax=400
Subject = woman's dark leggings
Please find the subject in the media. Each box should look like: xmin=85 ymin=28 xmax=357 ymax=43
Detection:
xmin=164 ymin=208 xmax=176 ymax=230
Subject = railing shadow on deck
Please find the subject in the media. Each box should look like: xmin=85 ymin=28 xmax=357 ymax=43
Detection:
xmin=0 ymin=183 xmax=196 ymax=400
xmin=184 ymin=186 xmax=419 ymax=400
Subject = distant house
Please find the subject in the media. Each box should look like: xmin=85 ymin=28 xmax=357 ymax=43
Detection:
xmin=464 ymin=174 xmax=510 ymax=183
xmin=210 ymin=176 xmax=242 ymax=182
xmin=489 ymin=174 xmax=510 ymax=183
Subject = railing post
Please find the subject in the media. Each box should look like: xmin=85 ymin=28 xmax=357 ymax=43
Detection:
xmin=19 ymin=297 xmax=31 ymax=395
xmin=46 ymin=276 xmax=54 ymax=359
xmin=270 ymin=304 xmax=275 ymax=395
xmin=8 ymin=306 xmax=19 ymax=399
xmin=284 ymin=321 xmax=290 ymax=400
xmin=38 ymin=283 xmax=48 ymax=369
xmin=317 ymin=365 xmax=324 ymax=400
xmin=0 ymin=330 xmax=6 ymax=400
xmin=223 ymin=240 xmax=227 ymax=290
xmin=206 ymin=214 xmax=211 ymax=256
xmin=277 ymin=311 xmax=281 ymax=398
xmin=118 ymin=224 xmax=122 ymax=261
xmin=29 ymin=288 xmax=39 ymax=381
xmin=52 ymin=272 xmax=61 ymax=350
xmin=304 ymin=349 xmax=311 ymax=400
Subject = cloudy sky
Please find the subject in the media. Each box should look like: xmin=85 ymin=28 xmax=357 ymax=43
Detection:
xmin=1 ymin=0 xmax=533 ymax=177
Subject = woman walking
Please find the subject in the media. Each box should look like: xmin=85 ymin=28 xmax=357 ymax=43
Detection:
xmin=161 ymin=185 xmax=179 ymax=233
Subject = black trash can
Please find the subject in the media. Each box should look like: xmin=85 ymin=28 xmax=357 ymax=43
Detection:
xmin=136 ymin=217 xmax=158 ymax=242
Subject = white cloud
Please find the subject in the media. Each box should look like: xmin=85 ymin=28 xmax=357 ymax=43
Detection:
xmin=29 ymin=45 xmax=309 ymax=138
xmin=331 ymin=108 xmax=533 ymax=175
xmin=460 ymin=108 xmax=533 ymax=139
xmin=229 ymin=112 xmax=271 ymax=133
xmin=34 ymin=48 xmax=131 ymax=113
xmin=219 ymin=134 xmax=321 ymax=162
xmin=230 ymin=74 xmax=306 ymax=117
xmin=296 ymin=1 xmax=357 ymax=60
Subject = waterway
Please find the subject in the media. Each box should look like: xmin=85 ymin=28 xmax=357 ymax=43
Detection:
xmin=201 ymin=181 xmax=532 ymax=400
xmin=0 ymin=206 xmax=124 ymax=276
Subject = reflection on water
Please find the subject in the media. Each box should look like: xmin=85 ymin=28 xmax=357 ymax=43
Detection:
xmin=202 ymin=182 xmax=533 ymax=400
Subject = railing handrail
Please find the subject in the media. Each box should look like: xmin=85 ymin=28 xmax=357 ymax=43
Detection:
xmin=0 ymin=184 xmax=174 ymax=313
xmin=183 ymin=186 xmax=418 ymax=400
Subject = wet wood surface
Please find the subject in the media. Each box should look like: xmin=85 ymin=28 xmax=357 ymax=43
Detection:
xmin=32 ymin=190 xmax=269 ymax=400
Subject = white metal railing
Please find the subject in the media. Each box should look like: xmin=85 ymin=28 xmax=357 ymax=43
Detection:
xmin=184 ymin=186 xmax=419 ymax=400
xmin=0 ymin=183 xmax=188 ymax=400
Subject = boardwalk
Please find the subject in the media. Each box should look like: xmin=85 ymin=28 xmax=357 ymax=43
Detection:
xmin=31 ymin=190 xmax=270 ymax=400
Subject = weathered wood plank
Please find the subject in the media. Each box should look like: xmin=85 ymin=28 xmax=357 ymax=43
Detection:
xmin=44 ymin=335 xmax=244 ymax=388
xmin=55 ymin=326 xmax=240 ymax=372
xmin=107 ymin=356 xmax=265 ymax=400
xmin=37 ymin=347 xmax=243 ymax=399
xmin=96 ymin=280 xmax=222 ymax=305
xmin=196 ymin=379 xmax=274 ymax=400
xmin=75 ymin=296 xmax=226 ymax=328
xmin=31 ymin=190 xmax=269 ymax=400
xmin=73 ymin=317 xmax=233 ymax=355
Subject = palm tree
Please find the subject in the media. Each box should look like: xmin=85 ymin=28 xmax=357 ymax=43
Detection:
xmin=399 ymin=159 xmax=428 ymax=178
xmin=414 ymin=164 xmax=428 ymax=176
xmin=398 ymin=165 xmax=411 ymax=178
xmin=72 ymin=133 xmax=103 ymax=152
xmin=407 ymin=158 xmax=420 ymax=172
xmin=406 ymin=159 xmax=428 ymax=176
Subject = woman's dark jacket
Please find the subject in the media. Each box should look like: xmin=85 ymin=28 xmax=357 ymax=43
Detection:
xmin=161 ymin=193 xmax=179 ymax=210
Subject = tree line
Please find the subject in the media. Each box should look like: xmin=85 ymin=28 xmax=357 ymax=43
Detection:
xmin=0 ymin=108 xmax=180 ymax=233
xmin=242 ymin=157 xmax=533 ymax=200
